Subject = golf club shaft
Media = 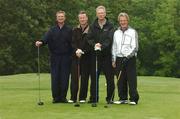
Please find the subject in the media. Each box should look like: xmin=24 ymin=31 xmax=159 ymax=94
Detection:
xmin=37 ymin=47 xmax=41 ymax=102
xmin=95 ymin=54 xmax=98 ymax=104
xmin=76 ymin=58 xmax=80 ymax=105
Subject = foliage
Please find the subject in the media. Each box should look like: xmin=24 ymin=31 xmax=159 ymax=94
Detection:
xmin=0 ymin=0 xmax=179 ymax=77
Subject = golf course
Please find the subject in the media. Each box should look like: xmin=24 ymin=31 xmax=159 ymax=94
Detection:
xmin=0 ymin=73 xmax=180 ymax=119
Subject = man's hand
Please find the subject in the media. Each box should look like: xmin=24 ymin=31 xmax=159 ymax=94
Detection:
xmin=76 ymin=49 xmax=84 ymax=58
xmin=35 ymin=41 xmax=43 ymax=47
xmin=121 ymin=57 xmax=129 ymax=65
xmin=94 ymin=43 xmax=102 ymax=51
xmin=112 ymin=61 xmax=116 ymax=68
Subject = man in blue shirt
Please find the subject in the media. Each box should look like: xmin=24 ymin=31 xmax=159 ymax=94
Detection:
xmin=35 ymin=10 xmax=72 ymax=103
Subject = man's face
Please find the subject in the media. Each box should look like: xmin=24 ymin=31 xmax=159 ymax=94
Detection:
xmin=119 ymin=16 xmax=128 ymax=28
xmin=78 ymin=14 xmax=88 ymax=26
xmin=96 ymin=9 xmax=106 ymax=21
xmin=56 ymin=13 xmax=65 ymax=24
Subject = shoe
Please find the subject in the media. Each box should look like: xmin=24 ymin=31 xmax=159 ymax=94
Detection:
xmin=68 ymin=100 xmax=74 ymax=103
xmin=60 ymin=99 xmax=68 ymax=103
xmin=52 ymin=100 xmax=61 ymax=104
xmin=114 ymin=100 xmax=128 ymax=104
xmin=129 ymin=101 xmax=137 ymax=105
xmin=107 ymin=100 xmax=113 ymax=104
xmin=79 ymin=100 xmax=86 ymax=103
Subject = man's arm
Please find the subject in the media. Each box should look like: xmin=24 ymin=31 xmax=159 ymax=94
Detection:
xmin=87 ymin=25 xmax=96 ymax=48
xmin=35 ymin=28 xmax=52 ymax=47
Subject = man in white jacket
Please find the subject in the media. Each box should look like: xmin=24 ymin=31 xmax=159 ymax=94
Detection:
xmin=112 ymin=12 xmax=139 ymax=105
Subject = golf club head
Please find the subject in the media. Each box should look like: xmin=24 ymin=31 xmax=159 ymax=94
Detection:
xmin=38 ymin=101 xmax=44 ymax=106
xmin=91 ymin=103 xmax=97 ymax=107
xmin=74 ymin=103 xmax=80 ymax=107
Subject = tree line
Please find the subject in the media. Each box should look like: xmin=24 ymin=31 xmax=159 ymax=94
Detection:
xmin=0 ymin=0 xmax=179 ymax=77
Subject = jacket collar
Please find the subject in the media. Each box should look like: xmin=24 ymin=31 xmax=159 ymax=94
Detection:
xmin=118 ymin=26 xmax=131 ymax=32
xmin=94 ymin=17 xmax=109 ymax=28
xmin=77 ymin=24 xmax=89 ymax=34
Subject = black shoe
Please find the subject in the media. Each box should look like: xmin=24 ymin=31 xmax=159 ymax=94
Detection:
xmin=60 ymin=99 xmax=68 ymax=103
xmin=52 ymin=100 xmax=61 ymax=104
xmin=107 ymin=100 xmax=113 ymax=104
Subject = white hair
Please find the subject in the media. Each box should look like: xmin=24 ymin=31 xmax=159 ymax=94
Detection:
xmin=118 ymin=12 xmax=129 ymax=21
xmin=96 ymin=5 xmax=106 ymax=13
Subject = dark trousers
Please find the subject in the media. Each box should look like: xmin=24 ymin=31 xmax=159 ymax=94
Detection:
xmin=90 ymin=54 xmax=115 ymax=102
xmin=115 ymin=56 xmax=139 ymax=103
xmin=50 ymin=54 xmax=71 ymax=101
xmin=70 ymin=55 xmax=91 ymax=101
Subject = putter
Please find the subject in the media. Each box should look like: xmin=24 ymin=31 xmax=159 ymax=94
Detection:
xmin=104 ymin=65 xmax=122 ymax=108
xmin=92 ymin=54 xmax=98 ymax=107
xmin=74 ymin=58 xmax=80 ymax=107
xmin=37 ymin=47 xmax=44 ymax=106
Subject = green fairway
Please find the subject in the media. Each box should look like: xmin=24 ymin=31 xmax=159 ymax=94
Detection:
xmin=0 ymin=74 xmax=180 ymax=119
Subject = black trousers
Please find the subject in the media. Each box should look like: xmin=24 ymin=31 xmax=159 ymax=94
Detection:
xmin=70 ymin=54 xmax=91 ymax=101
xmin=50 ymin=54 xmax=71 ymax=102
xmin=115 ymin=56 xmax=139 ymax=103
xmin=90 ymin=53 xmax=115 ymax=102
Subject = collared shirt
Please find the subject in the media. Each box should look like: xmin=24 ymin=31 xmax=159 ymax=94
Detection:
xmin=98 ymin=19 xmax=107 ymax=29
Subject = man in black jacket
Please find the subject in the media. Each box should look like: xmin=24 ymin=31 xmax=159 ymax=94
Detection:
xmin=68 ymin=11 xmax=91 ymax=103
xmin=87 ymin=6 xmax=115 ymax=104
xmin=35 ymin=10 xmax=72 ymax=103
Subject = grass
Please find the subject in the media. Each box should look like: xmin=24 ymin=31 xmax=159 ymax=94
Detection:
xmin=0 ymin=73 xmax=180 ymax=119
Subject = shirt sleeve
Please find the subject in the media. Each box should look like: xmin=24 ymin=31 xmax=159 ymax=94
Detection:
xmin=127 ymin=30 xmax=138 ymax=58
xmin=112 ymin=32 xmax=117 ymax=62
xmin=41 ymin=28 xmax=52 ymax=45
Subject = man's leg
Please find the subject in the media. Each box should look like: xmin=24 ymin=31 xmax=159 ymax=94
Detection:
xmin=103 ymin=56 xmax=115 ymax=103
xmin=70 ymin=58 xmax=78 ymax=102
xmin=79 ymin=57 xmax=90 ymax=101
xmin=50 ymin=55 xmax=61 ymax=102
xmin=127 ymin=57 xmax=139 ymax=104
xmin=116 ymin=57 xmax=128 ymax=100
xmin=59 ymin=55 xmax=71 ymax=102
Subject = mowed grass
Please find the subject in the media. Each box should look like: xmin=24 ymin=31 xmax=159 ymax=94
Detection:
xmin=0 ymin=74 xmax=180 ymax=119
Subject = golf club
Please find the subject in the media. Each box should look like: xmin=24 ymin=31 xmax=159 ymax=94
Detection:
xmin=104 ymin=69 xmax=122 ymax=108
xmin=37 ymin=46 xmax=44 ymax=106
xmin=92 ymin=53 xmax=98 ymax=107
xmin=74 ymin=58 xmax=80 ymax=107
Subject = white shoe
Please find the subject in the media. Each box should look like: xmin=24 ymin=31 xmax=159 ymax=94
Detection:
xmin=114 ymin=100 xmax=128 ymax=104
xmin=68 ymin=100 xmax=74 ymax=103
xmin=114 ymin=101 xmax=121 ymax=104
xmin=79 ymin=100 xmax=86 ymax=103
xmin=129 ymin=101 xmax=137 ymax=105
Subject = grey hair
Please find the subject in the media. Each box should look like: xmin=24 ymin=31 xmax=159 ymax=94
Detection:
xmin=96 ymin=5 xmax=106 ymax=13
xmin=118 ymin=12 xmax=129 ymax=21
xmin=56 ymin=10 xmax=66 ymax=16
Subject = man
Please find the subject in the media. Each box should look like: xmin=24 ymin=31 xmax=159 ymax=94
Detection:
xmin=87 ymin=5 xmax=115 ymax=104
xmin=112 ymin=12 xmax=139 ymax=105
xmin=35 ymin=10 xmax=72 ymax=103
xmin=68 ymin=11 xmax=91 ymax=103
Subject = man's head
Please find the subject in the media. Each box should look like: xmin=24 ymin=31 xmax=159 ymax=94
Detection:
xmin=96 ymin=5 xmax=106 ymax=21
xmin=118 ymin=12 xmax=129 ymax=29
xmin=56 ymin=10 xmax=66 ymax=24
xmin=78 ymin=11 xmax=88 ymax=26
